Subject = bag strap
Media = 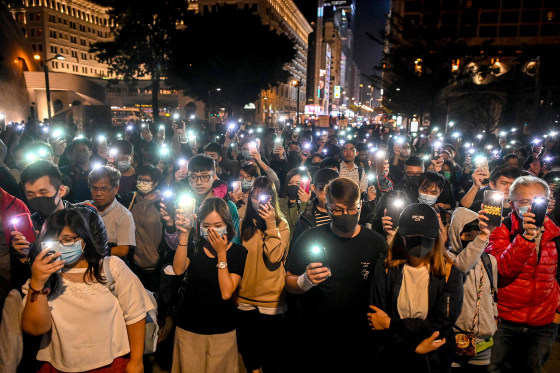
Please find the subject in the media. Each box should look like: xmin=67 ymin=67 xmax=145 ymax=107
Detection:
xmin=471 ymin=261 xmax=485 ymax=331
xmin=103 ymin=256 xmax=116 ymax=297
xmin=127 ymin=192 xmax=137 ymax=211
xmin=480 ymin=252 xmax=497 ymax=302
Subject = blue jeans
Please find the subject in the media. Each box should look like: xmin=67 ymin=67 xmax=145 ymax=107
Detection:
xmin=488 ymin=320 xmax=559 ymax=373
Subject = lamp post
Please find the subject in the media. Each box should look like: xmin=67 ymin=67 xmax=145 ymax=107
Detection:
xmin=292 ymin=80 xmax=301 ymax=126
xmin=35 ymin=53 xmax=65 ymax=121
xmin=207 ymin=87 xmax=221 ymax=119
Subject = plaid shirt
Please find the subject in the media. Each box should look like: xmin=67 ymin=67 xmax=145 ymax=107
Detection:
xmin=339 ymin=162 xmax=368 ymax=193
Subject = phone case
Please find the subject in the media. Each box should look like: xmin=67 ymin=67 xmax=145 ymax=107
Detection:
xmin=300 ymin=179 xmax=311 ymax=194
xmin=387 ymin=203 xmax=404 ymax=227
xmin=531 ymin=198 xmax=549 ymax=227
xmin=483 ymin=190 xmax=504 ymax=227
xmin=309 ymin=245 xmax=330 ymax=270
xmin=162 ymin=195 xmax=176 ymax=216
xmin=12 ymin=213 xmax=37 ymax=243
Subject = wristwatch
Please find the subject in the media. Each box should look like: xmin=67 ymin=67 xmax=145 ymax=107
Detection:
xmin=216 ymin=261 xmax=228 ymax=269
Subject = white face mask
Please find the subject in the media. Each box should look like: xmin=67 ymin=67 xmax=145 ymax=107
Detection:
xmin=136 ymin=181 xmax=154 ymax=194
xmin=418 ymin=192 xmax=438 ymax=206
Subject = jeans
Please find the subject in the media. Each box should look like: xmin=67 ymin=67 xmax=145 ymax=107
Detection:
xmin=488 ymin=320 xmax=559 ymax=373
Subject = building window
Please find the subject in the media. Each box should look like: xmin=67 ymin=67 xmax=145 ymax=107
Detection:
xmin=479 ymin=25 xmax=498 ymax=37
xmin=36 ymin=13 xmax=41 ymax=21
xmin=29 ymin=13 xmax=34 ymax=21
xmin=545 ymin=11 xmax=556 ymax=22
xmin=38 ymin=44 xmax=43 ymax=51
xmin=480 ymin=12 xmax=499 ymax=23
xmin=541 ymin=24 xmax=560 ymax=36
xmin=501 ymin=11 xmax=519 ymax=23
xmin=522 ymin=11 xmax=540 ymax=22
xmin=520 ymin=25 xmax=538 ymax=36
xmin=499 ymin=25 xmax=517 ymax=36
xmin=37 ymin=28 xmax=42 ymax=36
xmin=16 ymin=12 xmax=24 ymax=22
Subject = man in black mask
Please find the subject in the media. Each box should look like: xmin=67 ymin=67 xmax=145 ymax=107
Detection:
xmin=285 ymin=177 xmax=387 ymax=372
xmin=10 ymin=160 xmax=109 ymax=288
xmin=393 ymin=155 xmax=424 ymax=200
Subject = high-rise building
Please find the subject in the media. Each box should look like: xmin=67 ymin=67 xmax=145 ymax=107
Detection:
xmin=198 ymin=0 xmax=313 ymax=125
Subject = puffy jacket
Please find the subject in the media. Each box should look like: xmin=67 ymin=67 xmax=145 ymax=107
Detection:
xmin=485 ymin=212 xmax=560 ymax=326
xmin=1 ymin=188 xmax=30 ymax=247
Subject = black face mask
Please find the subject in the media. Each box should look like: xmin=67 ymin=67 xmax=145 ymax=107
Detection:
xmin=461 ymin=239 xmax=472 ymax=249
xmin=286 ymin=185 xmax=300 ymax=200
xmin=405 ymin=175 xmax=420 ymax=187
xmin=288 ymin=151 xmax=300 ymax=162
xmin=331 ymin=214 xmax=359 ymax=233
xmin=28 ymin=194 xmax=60 ymax=218
xmin=404 ymin=236 xmax=432 ymax=258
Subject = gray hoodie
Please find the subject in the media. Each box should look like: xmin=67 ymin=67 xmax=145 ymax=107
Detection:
xmin=448 ymin=207 xmax=498 ymax=344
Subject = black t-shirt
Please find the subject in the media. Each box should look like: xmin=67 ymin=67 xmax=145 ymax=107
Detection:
xmin=174 ymin=242 xmax=247 ymax=335
xmin=286 ymin=224 xmax=387 ymax=337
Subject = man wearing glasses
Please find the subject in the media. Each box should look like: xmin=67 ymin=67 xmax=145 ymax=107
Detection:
xmin=87 ymin=166 xmax=136 ymax=258
xmin=285 ymin=177 xmax=387 ymax=371
xmin=486 ymin=175 xmax=560 ymax=373
xmin=339 ymin=141 xmax=368 ymax=193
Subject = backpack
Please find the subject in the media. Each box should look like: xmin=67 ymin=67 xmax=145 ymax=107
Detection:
xmin=480 ymin=252 xmax=497 ymax=303
xmin=103 ymin=257 xmax=159 ymax=354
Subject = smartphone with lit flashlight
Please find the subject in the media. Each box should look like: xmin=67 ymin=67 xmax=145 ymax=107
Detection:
xmin=274 ymin=137 xmax=282 ymax=153
xmin=228 ymin=124 xmax=237 ymax=139
xmin=161 ymin=190 xmax=176 ymax=216
xmin=483 ymin=190 xmax=504 ymax=227
xmin=11 ymin=213 xmax=37 ymax=243
xmin=386 ymin=198 xmax=405 ymax=228
xmin=308 ymin=244 xmax=330 ymax=271
xmin=41 ymin=240 xmax=60 ymax=264
xmin=375 ymin=151 xmax=386 ymax=176
xmin=259 ymin=194 xmax=272 ymax=208
xmin=531 ymin=197 xmax=549 ymax=228
xmin=300 ymin=176 xmax=311 ymax=194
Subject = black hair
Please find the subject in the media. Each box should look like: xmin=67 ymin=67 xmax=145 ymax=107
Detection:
xmin=287 ymin=141 xmax=300 ymax=149
xmin=188 ymin=154 xmax=216 ymax=174
xmin=443 ymin=143 xmax=456 ymax=153
xmin=325 ymin=177 xmax=360 ymax=207
xmin=405 ymin=155 xmax=424 ymax=168
xmin=342 ymin=140 xmax=357 ymax=149
xmin=241 ymin=176 xmax=284 ymax=242
xmin=73 ymin=137 xmax=93 ymax=151
xmin=43 ymin=209 xmax=105 ymax=286
xmin=503 ymin=154 xmax=519 ymax=162
xmin=326 ymin=144 xmax=341 ymax=158
xmin=113 ymin=140 xmax=134 ymax=156
xmin=356 ymin=142 xmax=369 ymax=152
xmin=489 ymin=166 xmax=523 ymax=185
xmin=21 ymin=160 xmax=62 ymax=190
xmin=203 ymin=142 xmax=222 ymax=155
xmin=138 ymin=164 xmax=162 ymax=185
xmin=197 ymin=197 xmax=236 ymax=243
xmin=320 ymin=157 xmax=340 ymax=171
xmin=239 ymin=162 xmax=261 ymax=178
xmin=418 ymin=171 xmax=445 ymax=192
xmin=282 ymin=167 xmax=309 ymax=197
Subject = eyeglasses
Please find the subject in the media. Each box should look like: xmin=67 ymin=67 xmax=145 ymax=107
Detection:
xmin=512 ymin=199 xmax=532 ymax=206
xmin=58 ymin=236 xmax=82 ymax=247
xmin=238 ymin=175 xmax=254 ymax=182
xmin=327 ymin=204 xmax=361 ymax=216
xmin=187 ymin=173 xmax=213 ymax=182
xmin=91 ymin=186 xmax=114 ymax=194
xmin=405 ymin=172 xmax=423 ymax=177
xmin=343 ymin=147 xmax=356 ymax=153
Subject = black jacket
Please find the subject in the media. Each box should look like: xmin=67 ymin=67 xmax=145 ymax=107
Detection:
xmin=370 ymin=257 xmax=464 ymax=373
xmin=290 ymin=198 xmax=320 ymax=249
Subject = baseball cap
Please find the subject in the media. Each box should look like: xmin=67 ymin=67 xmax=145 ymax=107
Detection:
xmin=313 ymin=168 xmax=339 ymax=186
xmin=398 ymin=203 xmax=439 ymax=249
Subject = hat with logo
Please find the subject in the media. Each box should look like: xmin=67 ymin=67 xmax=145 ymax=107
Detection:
xmin=398 ymin=203 xmax=439 ymax=249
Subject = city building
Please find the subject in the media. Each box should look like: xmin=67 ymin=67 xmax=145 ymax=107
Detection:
xmin=197 ymin=0 xmax=312 ymax=125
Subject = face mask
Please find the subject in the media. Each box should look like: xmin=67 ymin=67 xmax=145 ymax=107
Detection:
xmin=461 ymin=239 xmax=472 ymax=249
xmin=443 ymin=171 xmax=451 ymax=180
xmin=136 ymin=181 xmax=154 ymax=194
xmin=405 ymin=175 xmax=420 ymax=187
xmin=117 ymin=160 xmax=130 ymax=172
xmin=286 ymin=185 xmax=300 ymax=200
xmin=241 ymin=179 xmax=253 ymax=193
xmin=59 ymin=239 xmax=84 ymax=265
xmin=242 ymin=150 xmax=252 ymax=160
xmin=331 ymin=214 xmax=359 ymax=233
xmin=28 ymin=194 xmax=60 ymax=218
xmin=404 ymin=236 xmax=432 ymax=258
xmin=311 ymin=163 xmax=321 ymax=167
xmin=517 ymin=205 xmax=529 ymax=219
xmin=200 ymin=226 xmax=228 ymax=239
xmin=418 ymin=192 xmax=438 ymax=206
xmin=288 ymin=151 xmax=300 ymax=161
xmin=401 ymin=149 xmax=411 ymax=157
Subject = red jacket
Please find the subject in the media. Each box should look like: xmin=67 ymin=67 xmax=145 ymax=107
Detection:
xmin=485 ymin=212 xmax=560 ymax=326
xmin=0 ymin=187 xmax=30 ymax=246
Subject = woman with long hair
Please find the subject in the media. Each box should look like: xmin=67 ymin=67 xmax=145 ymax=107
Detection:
xmin=369 ymin=203 xmax=464 ymax=373
xmin=21 ymin=209 xmax=152 ymax=373
xmin=237 ymin=176 xmax=290 ymax=373
xmin=230 ymin=163 xmax=261 ymax=220
xmin=171 ymin=197 xmax=248 ymax=373
xmin=278 ymin=167 xmax=311 ymax=241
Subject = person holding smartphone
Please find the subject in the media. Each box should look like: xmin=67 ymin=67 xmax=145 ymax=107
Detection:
xmin=279 ymin=168 xmax=311 ymax=241
xmin=236 ymin=176 xmax=289 ymax=373
xmin=486 ymin=176 xmax=560 ymax=373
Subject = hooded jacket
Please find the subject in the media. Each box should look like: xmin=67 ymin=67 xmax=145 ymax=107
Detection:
xmin=485 ymin=211 xmax=560 ymax=326
xmin=448 ymin=208 xmax=498 ymax=343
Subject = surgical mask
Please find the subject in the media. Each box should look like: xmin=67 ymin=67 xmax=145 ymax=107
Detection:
xmin=330 ymin=214 xmax=359 ymax=233
xmin=28 ymin=194 xmax=60 ymax=218
xmin=242 ymin=150 xmax=252 ymax=160
xmin=59 ymin=239 xmax=84 ymax=265
xmin=418 ymin=192 xmax=438 ymax=206
xmin=517 ymin=205 xmax=530 ymax=219
xmin=404 ymin=236 xmax=432 ymax=258
xmin=286 ymin=185 xmax=300 ymax=200
xmin=401 ymin=149 xmax=411 ymax=157
xmin=117 ymin=160 xmax=130 ymax=171
xmin=443 ymin=171 xmax=451 ymax=180
xmin=136 ymin=181 xmax=155 ymax=194
xmin=241 ymin=179 xmax=253 ymax=193
xmin=201 ymin=226 xmax=228 ymax=238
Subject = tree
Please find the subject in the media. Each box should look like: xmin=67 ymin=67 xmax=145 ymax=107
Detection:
xmin=167 ymin=5 xmax=297 ymax=115
xmin=90 ymin=0 xmax=188 ymax=122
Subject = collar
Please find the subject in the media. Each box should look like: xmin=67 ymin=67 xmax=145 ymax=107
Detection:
xmin=97 ymin=198 xmax=119 ymax=217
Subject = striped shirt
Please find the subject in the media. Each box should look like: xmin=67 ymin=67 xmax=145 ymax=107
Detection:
xmin=314 ymin=209 xmax=330 ymax=227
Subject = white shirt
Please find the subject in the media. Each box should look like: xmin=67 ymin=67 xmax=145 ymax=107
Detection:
xmin=23 ymin=256 xmax=153 ymax=372
xmin=397 ymin=264 xmax=430 ymax=320
xmin=87 ymin=199 xmax=136 ymax=247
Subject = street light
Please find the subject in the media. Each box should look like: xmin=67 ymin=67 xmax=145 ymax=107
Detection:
xmin=35 ymin=53 xmax=65 ymax=121
xmin=292 ymin=80 xmax=301 ymax=126
xmin=208 ymin=87 xmax=221 ymax=119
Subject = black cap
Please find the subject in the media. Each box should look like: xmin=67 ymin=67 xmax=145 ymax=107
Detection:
xmin=398 ymin=203 xmax=439 ymax=248
xmin=313 ymin=168 xmax=339 ymax=185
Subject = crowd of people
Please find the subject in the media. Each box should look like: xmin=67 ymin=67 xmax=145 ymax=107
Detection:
xmin=0 ymin=117 xmax=559 ymax=373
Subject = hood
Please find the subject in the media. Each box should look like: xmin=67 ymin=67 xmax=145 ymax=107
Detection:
xmin=449 ymin=207 xmax=479 ymax=254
